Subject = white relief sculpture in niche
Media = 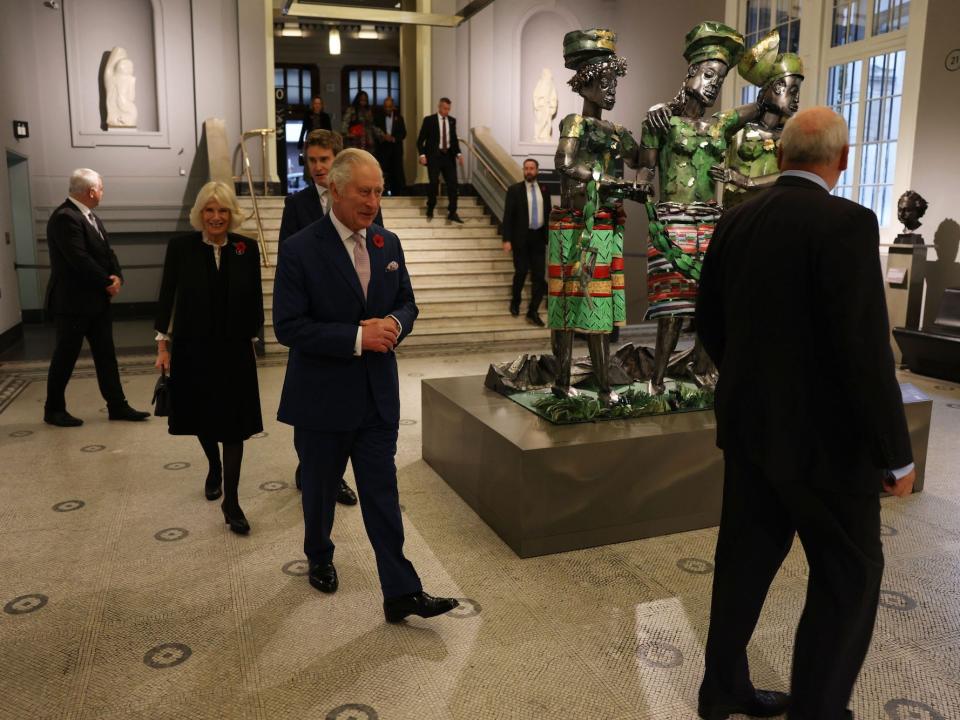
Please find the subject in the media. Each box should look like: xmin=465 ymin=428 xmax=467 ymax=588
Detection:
xmin=104 ymin=47 xmax=138 ymax=128
xmin=532 ymin=68 xmax=558 ymax=143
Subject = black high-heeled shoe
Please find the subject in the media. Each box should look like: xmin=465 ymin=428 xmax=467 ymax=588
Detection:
xmin=221 ymin=504 xmax=250 ymax=535
xmin=204 ymin=469 xmax=223 ymax=501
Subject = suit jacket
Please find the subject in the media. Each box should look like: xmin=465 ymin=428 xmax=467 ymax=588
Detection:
xmin=502 ymin=181 xmax=551 ymax=247
xmin=154 ymin=232 xmax=264 ymax=341
xmin=273 ymin=215 xmax=418 ymax=430
xmin=278 ymin=185 xmax=383 ymax=247
xmin=696 ymin=175 xmax=913 ymax=493
xmin=45 ymin=200 xmax=122 ymax=316
xmin=374 ymin=111 xmax=407 ymax=147
xmin=416 ymin=113 xmax=461 ymax=158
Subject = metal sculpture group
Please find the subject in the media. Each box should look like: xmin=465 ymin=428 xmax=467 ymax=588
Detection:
xmin=546 ymin=23 xmax=806 ymax=404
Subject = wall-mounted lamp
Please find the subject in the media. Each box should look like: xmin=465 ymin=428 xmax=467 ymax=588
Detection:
xmin=329 ymin=28 xmax=341 ymax=55
xmin=43 ymin=0 xmax=60 ymax=9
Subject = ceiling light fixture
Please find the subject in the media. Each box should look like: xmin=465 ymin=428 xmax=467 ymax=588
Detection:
xmin=329 ymin=28 xmax=341 ymax=55
xmin=280 ymin=22 xmax=303 ymax=37
xmin=357 ymin=24 xmax=379 ymax=40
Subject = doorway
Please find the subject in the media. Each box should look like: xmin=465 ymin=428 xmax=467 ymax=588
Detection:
xmin=6 ymin=151 xmax=40 ymax=313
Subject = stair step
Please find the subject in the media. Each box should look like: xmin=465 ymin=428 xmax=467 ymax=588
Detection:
xmin=407 ymin=259 xmax=514 ymax=272
xmin=262 ymin=320 xmax=547 ymax=347
xmin=262 ymin=289 xmax=528 ymax=313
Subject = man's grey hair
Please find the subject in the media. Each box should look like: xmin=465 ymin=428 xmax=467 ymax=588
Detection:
xmin=780 ymin=108 xmax=849 ymax=165
xmin=68 ymin=168 xmax=102 ymax=196
xmin=328 ymin=148 xmax=382 ymax=192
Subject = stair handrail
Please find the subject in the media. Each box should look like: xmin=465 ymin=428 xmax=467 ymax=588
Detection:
xmin=466 ymin=127 xmax=523 ymax=222
xmin=236 ymin=128 xmax=275 ymax=268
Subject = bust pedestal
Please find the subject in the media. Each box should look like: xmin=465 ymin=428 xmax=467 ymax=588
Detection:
xmin=882 ymin=241 xmax=933 ymax=364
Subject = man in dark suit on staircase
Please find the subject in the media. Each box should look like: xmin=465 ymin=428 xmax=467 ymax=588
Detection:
xmin=502 ymin=158 xmax=550 ymax=326
xmin=417 ymin=97 xmax=463 ymax=224
xmin=273 ymin=148 xmax=458 ymax=622
xmin=278 ymin=129 xmax=364 ymax=505
xmin=43 ymin=168 xmax=149 ymax=427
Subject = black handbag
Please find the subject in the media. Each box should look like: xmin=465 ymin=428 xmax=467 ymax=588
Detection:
xmin=152 ymin=369 xmax=171 ymax=417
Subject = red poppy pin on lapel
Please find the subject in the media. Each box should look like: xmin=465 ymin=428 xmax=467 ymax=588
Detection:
xmin=234 ymin=240 xmax=246 ymax=256
xmin=373 ymin=234 xmax=384 ymax=248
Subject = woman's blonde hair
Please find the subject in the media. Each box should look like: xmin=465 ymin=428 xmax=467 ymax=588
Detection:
xmin=189 ymin=181 xmax=244 ymax=231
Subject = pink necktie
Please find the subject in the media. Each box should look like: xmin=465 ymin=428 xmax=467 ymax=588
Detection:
xmin=353 ymin=233 xmax=370 ymax=298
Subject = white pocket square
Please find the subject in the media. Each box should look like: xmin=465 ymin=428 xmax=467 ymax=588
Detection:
xmin=385 ymin=261 xmax=399 ymax=272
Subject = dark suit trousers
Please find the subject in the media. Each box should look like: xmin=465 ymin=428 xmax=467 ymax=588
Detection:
xmin=294 ymin=388 xmax=422 ymax=599
xmin=511 ymin=230 xmax=547 ymax=314
xmin=700 ymin=452 xmax=883 ymax=720
xmin=45 ymin=307 xmax=126 ymax=412
xmin=426 ymin=152 xmax=457 ymax=214
xmin=379 ymin=145 xmax=405 ymax=195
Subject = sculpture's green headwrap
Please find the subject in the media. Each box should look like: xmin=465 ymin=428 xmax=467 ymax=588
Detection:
xmin=683 ymin=21 xmax=745 ymax=67
xmin=563 ymin=28 xmax=618 ymax=69
xmin=738 ymin=29 xmax=804 ymax=88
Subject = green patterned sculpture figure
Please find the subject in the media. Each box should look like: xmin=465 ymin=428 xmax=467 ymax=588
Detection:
xmin=720 ymin=30 xmax=804 ymax=208
xmin=549 ymin=29 xmax=648 ymax=405
xmin=640 ymin=21 xmax=755 ymax=394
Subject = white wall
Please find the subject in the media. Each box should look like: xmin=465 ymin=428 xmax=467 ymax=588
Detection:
xmin=908 ymin=0 xmax=960 ymax=328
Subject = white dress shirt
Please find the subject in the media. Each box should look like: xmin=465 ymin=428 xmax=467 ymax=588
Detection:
xmin=328 ymin=209 xmax=402 ymax=356
xmin=315 ymin=184 xmax=329 ymax=215
xmin=385 ymin=114 xmax=394 ymax=136
xmin=526 ymin=181 xmax=544 ymax=229
xmin=67 ymin=196 xmax=103 ymax=237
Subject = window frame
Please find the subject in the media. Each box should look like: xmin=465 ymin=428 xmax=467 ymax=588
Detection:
xmin=275 ymin=63 xmax=319 ymax=114
xmin=341 ymin=65 xmax=401 ymax=112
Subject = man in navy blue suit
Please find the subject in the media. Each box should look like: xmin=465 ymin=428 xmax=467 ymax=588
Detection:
xmin=273 ymin=148 xmax=458 ymax=622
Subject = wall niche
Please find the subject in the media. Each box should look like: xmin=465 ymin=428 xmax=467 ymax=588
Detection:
xmin=63 ymin=0 xmax=169 ymax=147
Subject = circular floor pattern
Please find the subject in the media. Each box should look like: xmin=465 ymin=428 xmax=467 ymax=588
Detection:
xmin=636 ymin=640 xmax=684 ymax=668
xmin=399 ymin=419 xmax=417 ymax=426
xmin=143 ymin=643 xmax=192 ymax=669
xmin=259 ymin=480 xmax=288 ymax=492
xmin=4 ymin=594 xmax=49 ymax=615
xmin=9 ymin=430 xmax=33 ymax=438
xmin=81 ymin=444 xmax=106 ymax=453
xmin=164 ymin=462 xmax=190 ymax=471
xmin=154 ymin=528 xmax=189 ymax=542
xmin=880 ymin=524 xmax=899 ymax=536
xmin=52 ymin=500 xmax=85 ymax=513
xmin=251 ymin=432 xmax=268 ymax=439
xmin=879 ymin=589 xmax=918 ymax=612
xmin=884 ymin=699 xmax=944 ymax=720
xmin=447 ymin=598 xmax=482 ymax=619
xmin=282 ymin=560 xmax=309 ymax=576
xmin=947 ymin=403 xmax=960 ymax=410
xmin=676 ymin=558 xmax=714 ymax=575
xmin=325 ymin=704 xmax=378 ymax=720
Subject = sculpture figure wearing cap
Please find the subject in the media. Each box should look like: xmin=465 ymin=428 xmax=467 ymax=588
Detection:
xmin=717 ymin=30 xmax=805 ymax=208
xmin=548 ymin=28 xmax=650 ymax=406
xmin=639 ymin=21 xmax=756 ymax=394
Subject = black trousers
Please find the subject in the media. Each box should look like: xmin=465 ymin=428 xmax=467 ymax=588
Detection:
xmin=700 ymin=452 xmax=883 ymax=720
xmin=511 ymin=232 xmax=547 ymax=314
xmin=294 ymin=389 xmax=421 ymax=599
xmin=426 ymin=151 xmax=457 ymax=215
xmin=45 ymin=307 xmax=126 ymax=412
xmin=378 ymin=145 xmax=405 ymax=195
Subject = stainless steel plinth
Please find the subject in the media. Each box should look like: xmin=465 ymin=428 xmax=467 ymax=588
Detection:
xmin=422 ymin=377 xmax=932 ymax=558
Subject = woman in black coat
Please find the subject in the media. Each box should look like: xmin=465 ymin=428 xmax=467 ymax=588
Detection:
xmin=154 ymin=181 xmax=264 ymax=534
xmin=296 ymin=95 xmax=332 ymax=150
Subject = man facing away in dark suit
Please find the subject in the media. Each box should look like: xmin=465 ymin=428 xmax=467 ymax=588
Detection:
xmin=273 ymin=148 xmax=458 ymax=622
xmin=416 ymin=97 xmax=463 ymax=223
xmin=694 ymin=107 xmax=916 ymax=720
xmin=43 ymin=168 xmax=149 ymax=427
xmin=374 ymin=96 xmax=406 ymax=196
xmin=278 ymin=128 xmax=384 ymax=506
xmin=502 ymin=158 xmax=550 ymax=327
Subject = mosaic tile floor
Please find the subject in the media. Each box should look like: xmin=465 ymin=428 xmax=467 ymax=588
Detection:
xmin=1 ymin=345 xmax=958 ymax=720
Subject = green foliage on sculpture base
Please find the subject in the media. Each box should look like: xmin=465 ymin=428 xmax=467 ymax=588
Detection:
xmin=521 ymin=381 xmax=714 ymax=425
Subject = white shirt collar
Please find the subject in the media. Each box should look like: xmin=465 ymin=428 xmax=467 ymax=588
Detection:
xmin=67 ymin=195 xmax=94 ymax=218
xmin=329 ymin=209 xmax=366 ymax=242
xmin=780 ymin=169 xmax=831 ymax=193
xmin=201 ymin=232 xmax=228 ymax=247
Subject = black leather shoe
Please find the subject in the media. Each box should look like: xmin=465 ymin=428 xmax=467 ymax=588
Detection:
xmin=698 ymin=690 xmax=790 ymax=720
xmin=221 ymin=504 xmax=250 ymax=535
xmin=204 ymin=470 xmax=223 ymax=501
xmin=309 ymin=562 xmax=338 ymax=593
xmin=337 ymin=479 xmax=358 ymax=505
xmin=383 ymin=591 xmax=459 ymax=623
xmin=447 ymin=212 xmax=464 ymax=224
xmin=526 ymin=312 xmax=545 ymax=327
xmin=108 ymin=404 xmax=150 ymax=421
xmin=295 ymin=463 xmax=302 ymax=491
xmin=44 ymin=410 xmax=83 ymax=427
xmin=426 ymin=208 xmax=434 ymax=220
xmin=509 ymin=301 xmax=520 ymax=317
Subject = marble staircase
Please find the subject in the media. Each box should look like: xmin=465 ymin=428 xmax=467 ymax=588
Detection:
xmin=237 ymin=195 xmax=548 ymax=353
